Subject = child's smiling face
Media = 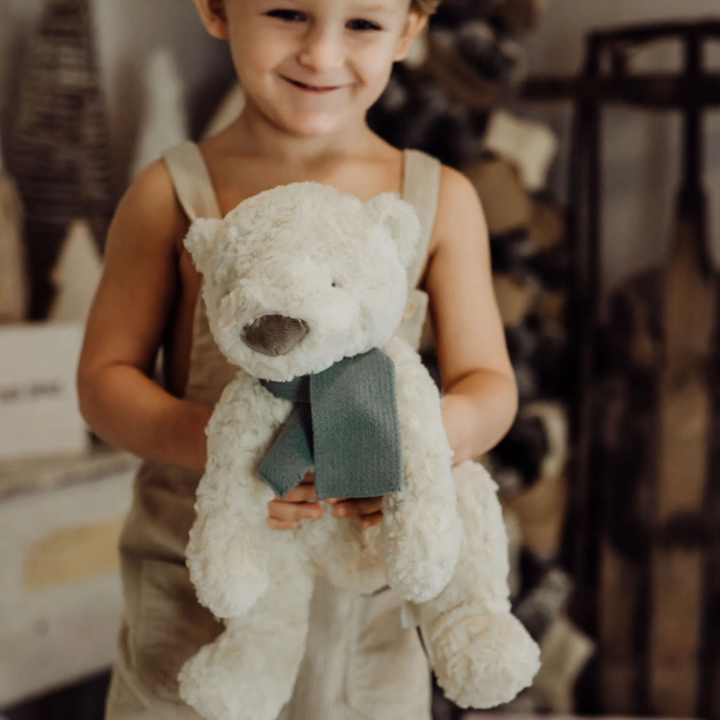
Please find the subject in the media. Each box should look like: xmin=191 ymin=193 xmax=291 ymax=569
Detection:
xmin=197 ymin=0 xmax=427 ymax=138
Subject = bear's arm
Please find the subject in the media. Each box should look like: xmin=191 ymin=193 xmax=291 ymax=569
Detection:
xmin=186 ymin=372 xmax=295 ymax=618
xmin=379 ymin=337 xmax=463 ymax=602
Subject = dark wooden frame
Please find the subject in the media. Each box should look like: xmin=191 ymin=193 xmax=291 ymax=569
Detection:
xmin=521 ymin=20 xmax=720 ymax=715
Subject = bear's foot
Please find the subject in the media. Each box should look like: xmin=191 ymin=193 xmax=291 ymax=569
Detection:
xmin=178 ymin=631 xmax=299 ymax=720
xmin=429 ymin=610 xmax=540 ymax=709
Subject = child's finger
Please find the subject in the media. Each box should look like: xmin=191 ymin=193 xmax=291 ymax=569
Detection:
xmin=279 ymin=482 xmax=318 ymax=503
xmin=359 ymin=512 xmax=383 ymax=529
xmin=268 ymin=499 xmax=323 ymax=523
xmin=333 ymin=497 xmax=383 ymax=518
xmin=266 ymin=517 xmax=300 ymax=530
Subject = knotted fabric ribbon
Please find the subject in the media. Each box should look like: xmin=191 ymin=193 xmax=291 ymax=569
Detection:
xmin=257 ymin=348 xmax=404 ymax=500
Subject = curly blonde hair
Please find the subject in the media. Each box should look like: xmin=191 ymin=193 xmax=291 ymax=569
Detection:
xmin=411 ymin=0 xmax=441 ymax=14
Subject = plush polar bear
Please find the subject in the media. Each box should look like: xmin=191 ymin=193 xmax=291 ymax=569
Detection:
xmin=177 ymin=182 xmax=540 ymax=720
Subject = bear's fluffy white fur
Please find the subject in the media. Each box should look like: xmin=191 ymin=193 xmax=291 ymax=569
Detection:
xmin=177 ymin=183 xmax=540 ymax=720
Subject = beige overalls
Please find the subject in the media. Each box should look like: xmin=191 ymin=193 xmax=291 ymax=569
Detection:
xmin=104 ymin=142 xmax=441 ymax=720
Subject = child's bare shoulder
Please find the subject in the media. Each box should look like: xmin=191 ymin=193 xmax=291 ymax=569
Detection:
xmin=81 ymin=158 xmax=192 ymax=394
xmin=424 ymin=165 xmax=510 ymax=389
xmin=92 ymin=158 xmax=190 ymax=354
xmin=430 ymin=165 xmax=488 ymax=256
xmin=108 ymin=158 xmax=188 ymax=258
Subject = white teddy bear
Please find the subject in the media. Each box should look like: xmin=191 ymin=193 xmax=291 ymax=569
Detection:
xmin=177 ymin=182 xmax=540 ymax=720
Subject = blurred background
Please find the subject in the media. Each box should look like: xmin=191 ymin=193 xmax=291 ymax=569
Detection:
xmin=0 ymin=1 xmax=719 ymax=719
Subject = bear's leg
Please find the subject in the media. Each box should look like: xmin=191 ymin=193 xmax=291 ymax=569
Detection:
xmin=178 ymin=533 xmax=314 ymax=720
xmin=416 ymin=460 xmax=540 ymax=709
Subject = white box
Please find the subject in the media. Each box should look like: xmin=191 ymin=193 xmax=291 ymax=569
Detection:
xmin=0 ymin=322 xmax=88 ymax=460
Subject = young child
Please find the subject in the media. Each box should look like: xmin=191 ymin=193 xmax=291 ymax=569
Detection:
xmin=77 ymin=1 xmax=518 ymax=718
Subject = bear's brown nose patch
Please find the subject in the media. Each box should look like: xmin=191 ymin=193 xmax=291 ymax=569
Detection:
xmin=241 ymin=315 xmax=309 ymax=357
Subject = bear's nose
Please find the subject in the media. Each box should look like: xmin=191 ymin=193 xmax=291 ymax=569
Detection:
xmin=241 ymin=315 xmax=310 ymax=357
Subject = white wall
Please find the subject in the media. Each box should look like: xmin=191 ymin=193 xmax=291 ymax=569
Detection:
xmin=517 ymin=0 xmax=720 ymax=293
xmin=0 ymin=0 xmax=233 ymax=194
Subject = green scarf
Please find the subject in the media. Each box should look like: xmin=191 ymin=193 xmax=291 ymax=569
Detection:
xmin=257 ymin=348 xmax=404 ymax=500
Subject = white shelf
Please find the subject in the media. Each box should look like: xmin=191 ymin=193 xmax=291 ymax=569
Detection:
xmin=0 ymin=446 xmax=140 ymax=707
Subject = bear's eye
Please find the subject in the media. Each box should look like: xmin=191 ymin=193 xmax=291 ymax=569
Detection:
xmin=331 ymin=280 xmax=341 ymax=288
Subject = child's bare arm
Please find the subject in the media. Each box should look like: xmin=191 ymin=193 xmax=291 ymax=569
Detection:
xmin=77 ymin=161 xmax=212 ymax=471
xmin=426 ymin=167 xmax=518 ymax=464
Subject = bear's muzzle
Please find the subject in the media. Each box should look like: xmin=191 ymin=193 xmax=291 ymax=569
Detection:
xmin=241 ymin=315 xmax=310 ymax=357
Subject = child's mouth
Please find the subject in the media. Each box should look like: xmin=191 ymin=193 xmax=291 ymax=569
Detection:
xmin=282 ymin=76 xmax=342 ymax=94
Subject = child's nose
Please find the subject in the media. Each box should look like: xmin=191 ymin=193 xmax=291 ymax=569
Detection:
xmin=298 ymin=25 xmax=345 ymax=72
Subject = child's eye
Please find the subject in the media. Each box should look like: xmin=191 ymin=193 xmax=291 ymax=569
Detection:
xmin=346 ymin=18 xmax=382 ymax=32
xmin=266 ymin=9 xmax=307 ymax=23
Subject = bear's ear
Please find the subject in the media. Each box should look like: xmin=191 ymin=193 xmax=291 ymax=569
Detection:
xmin=365 ymin=193 xmax=422 ymax=268
xmin=183 ymin=218 xmax=223 ymax=273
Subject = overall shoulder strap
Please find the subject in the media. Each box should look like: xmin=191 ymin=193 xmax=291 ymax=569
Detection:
xmin=401 ymin=149 xmax=441 ymax=288
xmin=162 ymin=141 xmax=223 ymax=222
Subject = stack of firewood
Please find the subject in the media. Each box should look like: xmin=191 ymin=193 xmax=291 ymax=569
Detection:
xmin=369 ymin=0 xmax=544 ymax=168
xmin=476 ymin=152 xmax=594 ymax=714
xmin=368 ymin=0 xmax=597 ymax=714
xmin=462 ymin=123 xmax=595 ymax=715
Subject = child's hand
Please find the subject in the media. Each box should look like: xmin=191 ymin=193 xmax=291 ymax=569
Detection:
xmin=327 ymin=496 xmax=384 ymax=529
xmin=266 ymin=469 xmax=323 ymax=530
xmin=265 ymin=469 xmax=384 ymax=530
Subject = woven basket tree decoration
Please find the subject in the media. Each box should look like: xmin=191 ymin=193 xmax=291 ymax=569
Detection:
xmin=10 ymin=0 xmax=113 ymax=319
